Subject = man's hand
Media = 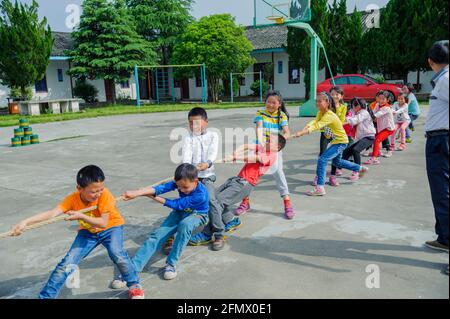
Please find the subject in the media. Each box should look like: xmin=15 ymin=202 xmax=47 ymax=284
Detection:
xmin=197 ymin=163 xmax=209 ymax=171
xmin=10 ymin=221 xmax=28 ymax=236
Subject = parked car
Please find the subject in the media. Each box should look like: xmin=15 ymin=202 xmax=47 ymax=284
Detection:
xmin=317 ymin=74 xmax=403 ymax=102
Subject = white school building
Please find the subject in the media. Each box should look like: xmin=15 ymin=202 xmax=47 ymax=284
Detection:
xmin=0 ymin=24 xmax=435 ymax=108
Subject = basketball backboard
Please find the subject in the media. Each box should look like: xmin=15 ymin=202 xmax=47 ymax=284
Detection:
xmin=253 ymin=0 xmax=311 ymax=27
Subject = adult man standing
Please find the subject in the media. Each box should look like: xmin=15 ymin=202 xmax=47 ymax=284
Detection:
xmin=424 ymin=41 xmax=449 ymax=273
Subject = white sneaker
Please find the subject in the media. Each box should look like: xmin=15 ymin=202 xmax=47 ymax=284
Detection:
xmin=383 ymin=151 xmax=393 ymax=158
xmin=163 ymin=264 xmax=177 ymax=280
xmin=111 ymin=279 xmax=127 ymax=289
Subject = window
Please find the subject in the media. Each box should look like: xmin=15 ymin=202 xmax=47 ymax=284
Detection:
xmin=174 ymin=80 xmax=181 ymax=88
xmin=333 ymin=77 xmax=348 ymax=85
xmin=348 ymin=76 xmax=368 ymax=85
xmin=278 ymin=61 xmax=283 ymax=74
xmin=238 ymin=76 xmax=245 ymax=86
xmin=253 ymin=63 xmax=265 ymax=82
xmin=57 ymin=69 xmax=64 ymax=82
xmin=288 ymin=61 xmax=300 ymax=84
xmin=35 ymin=76 xmax=48 ymax=92
xmin=120 ymin=80 xmax=130 ymax=89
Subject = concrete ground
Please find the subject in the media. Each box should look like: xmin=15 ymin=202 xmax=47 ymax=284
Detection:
xmin=0 ymin=106 xmax=448 ymax=299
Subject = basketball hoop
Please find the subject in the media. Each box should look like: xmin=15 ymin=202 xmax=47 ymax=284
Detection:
xmin=266 ymin=15 xmax=285 ymax=24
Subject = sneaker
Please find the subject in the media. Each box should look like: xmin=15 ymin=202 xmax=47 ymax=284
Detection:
xmin=397 ymin=144 xmax=406 ymax=151
xmin=284 ymin=206 xmax=295 ymax=220
xmin=405 ymin=138 xmax=412 ymax=143
xmin=425 ymin=240 xmax=449 ymax=252
xmin=189 ymin=232 xmax=213 ymax=246
xmin=212 ymin=237 xmax=226 ymax=251
xmin=359 ymin=166 xmax=369 ymax=178
xmin=361 ymin=150 xmax=371 ymax=157
xmin=364 ymin=157 xmax=380 ymax=165
xmin=128 ymin=285 xmax=145 ymax=299
xmin=163 ymin=264 xmax=177 ymax=280
xmin=312 ymin=176 xmax=318 ymax=186
xmin=111 ymin=279 xmax=127 ymax=290
xmin=163 ymin=236 xmax=174 ymax=255
xmin=335 ymin=169 xmax=343 ymax=177
xmin=224 ymin=218 xmax=242 ymax=234
xmin=328 ymin=175 xmax=340 ymax=187
xmin=348 ymin=171 xmax=360 ymax=181
xmin=235 ymin=201 xmax=250 ymax=216
xmin=410 ymin=127 xmax=415 ymax=132
xmin=306 ymin=187 xmax=326 ymax=196
xmin=383 ymin=151 xmax=393 ymax=158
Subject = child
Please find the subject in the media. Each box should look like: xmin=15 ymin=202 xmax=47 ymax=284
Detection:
xmin=328 ymin=86 xmax=351 ymax=186
xmin=182 ymin=107 xmax=242 ymax=249
xmin=391 ymin=93 xmax=411 ymax=151
xmin=294 ymin=92 xmax=369 ymax=196
xmin=343 ymin=98 xmax=377 ymax=181
xmin=9 ymin=165 xmax=144 ymax=299
xmin=235 ymin=91 xmax=294 ymax=220
xmin=364 ymin=91 xmax=396 ymax=165
xmin=190 ymin=134 xmax=287 ymax=250
xmin=402 ymin=85 xmax=421 ymax=143
xmin=364 ymin=93 xmax=391 ymax=157
xmin=113 ymin=164 xmax=209 ymax=282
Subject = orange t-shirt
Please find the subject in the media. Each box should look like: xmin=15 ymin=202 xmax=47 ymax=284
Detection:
xmin=58 ymin=188 xmax=124 ymax=233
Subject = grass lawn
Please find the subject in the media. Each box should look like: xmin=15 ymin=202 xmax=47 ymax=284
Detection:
xmin=0 ymin=100 xmax=429 ymax=128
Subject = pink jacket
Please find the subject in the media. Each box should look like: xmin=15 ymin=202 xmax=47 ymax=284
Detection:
xmin=373 ymin=103 xmax=396 ymax=132
xmin=346 ymin=109 xmax=376 ymax=141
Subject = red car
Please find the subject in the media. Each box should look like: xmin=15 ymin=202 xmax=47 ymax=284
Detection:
xmin=317 ymin=74 xmax=403 ymax=102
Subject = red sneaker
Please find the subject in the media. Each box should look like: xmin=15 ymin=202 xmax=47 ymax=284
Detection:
xmin=128 ymin=285 xmax=145 ymax=299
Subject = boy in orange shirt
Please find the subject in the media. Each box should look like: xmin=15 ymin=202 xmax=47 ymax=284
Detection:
xmin=9 ymin=165 xmax=144 ymax=299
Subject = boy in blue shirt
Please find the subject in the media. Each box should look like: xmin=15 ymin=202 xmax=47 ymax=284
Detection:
xmin=113 ymin=164 xmax=209 ymax=284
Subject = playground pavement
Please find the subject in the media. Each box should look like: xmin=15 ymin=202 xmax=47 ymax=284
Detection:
xmin=0 ymin=105 xmax=448 ymax=299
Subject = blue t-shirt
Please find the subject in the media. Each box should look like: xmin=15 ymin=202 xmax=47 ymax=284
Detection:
xmin=154 ymin=181 xmax=209 ymax=215
xmin=407 ymin=93 xmax=421 ymax=116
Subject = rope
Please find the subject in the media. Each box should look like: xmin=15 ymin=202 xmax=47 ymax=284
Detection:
xmin=0 ymin=177 xmax=173 ymax=239
xmin=0 ymin=163 xmax=241 ymax=239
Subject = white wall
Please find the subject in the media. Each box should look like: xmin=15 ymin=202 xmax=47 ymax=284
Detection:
xmin=0 ymin=83 xmax=10 ymax=107
xmin=234 ymin=51 xmax=326 ymax=100
xmin=34 ymin=61 xmax=73 ymax=101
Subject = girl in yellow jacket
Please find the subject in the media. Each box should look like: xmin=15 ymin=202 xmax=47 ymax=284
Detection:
xmin=294 ymin=92 xmax=369 ymax=196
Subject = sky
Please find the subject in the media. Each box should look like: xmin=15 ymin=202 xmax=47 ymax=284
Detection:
xmin=17 ymin=0 xmax=390 ymax=32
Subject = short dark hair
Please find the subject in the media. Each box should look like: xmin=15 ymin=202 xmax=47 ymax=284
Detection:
xmin=188 ymin=107 xmax=208 ymax=120
xmin=275 ymin=134 xmax=287 ymax=151
xmin=428 ymin=40 xmax=449 ymax=65
xmin=398 ymin=92 xmax=409 ymax=103
xmin=174 ymin=163 xmax=198 ymax=182
xmin=77 ymin=165 xmax=105 ymax=188
xmin=351 ymin=98 xmax=368 ymax=109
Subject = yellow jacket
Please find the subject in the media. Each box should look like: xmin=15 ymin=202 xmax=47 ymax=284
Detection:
xmin=307 ymin=110 xmax=349 ymax=145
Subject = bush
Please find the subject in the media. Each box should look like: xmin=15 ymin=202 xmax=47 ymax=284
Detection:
xmin=73 ymin=79 xmax=99 ymax=103
xmin=250 ymin=80 xmax=268 ymax=97
xmin=10 ymin=86 xmax=33 ymax=101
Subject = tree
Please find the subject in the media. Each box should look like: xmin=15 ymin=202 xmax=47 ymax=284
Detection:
xmin=68 ymin=0 xmax=156 ymax=104
xmin=361 ymin=0 xmax=449 ymax=84
xmin=0 ymin=0 xmax=53 ymax=99
xmin=342 ymin=7 xmax=363 ymax=74
xmin=171 ymin=14 xmax=255 ymax=102
xmin=286 ymin=0 xmax=329 ymax=99
xmin=327 ymin=0 xmax=351 ymax=75
xmin=127 ymin=0 xmax=194 ymax=64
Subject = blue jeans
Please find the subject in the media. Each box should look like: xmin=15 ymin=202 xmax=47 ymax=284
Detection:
xmin=317 ymin=143 xmax=361 ymax=186
xmin=39 ymin=226 xmax=139 ymax=299
xmin=426 ymin=134 xmax=449 ymax=246
xmin=405 ymin=114 xmax=419 ymax=138
xmin=132 ymin=211 xmax=208 ymax=271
